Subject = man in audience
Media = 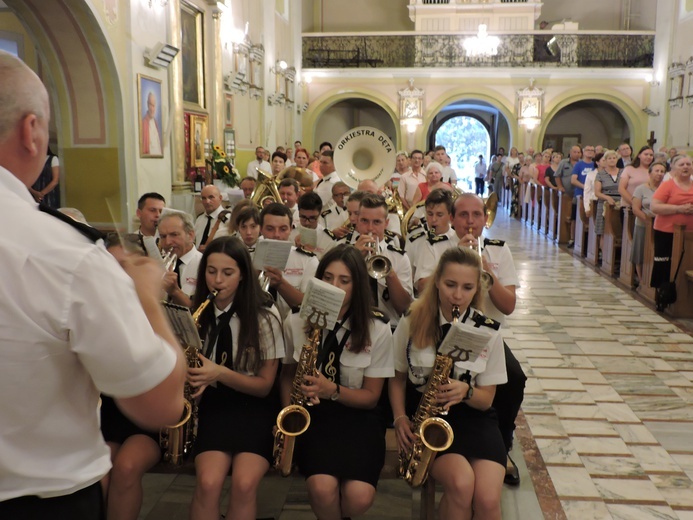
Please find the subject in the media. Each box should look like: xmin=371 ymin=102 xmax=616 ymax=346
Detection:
xmin=398 ymin=149 xmax=426 ymax=210
xmin=159 ymin=211 xmax=202 ymax=308
xmin=571 ymin=144 xmax=596 ymax=222
xmin=240 ymin=176 xmax=257 ymax=198
xmin=321 ymin=181 xmax=350 ymax=231
xmin=194 ymin=185 xmax=229 ymax=251
xmin=314 ymin=150 xmax=341 ymax=207
xmin=246 ymin=146 xmax=271 ymax=177
xmin=554 ymin=145 xmax=582 ymax=247
xmin=136 ymin=192 xmax=165 ymax=238
xmin=434 ymin=145 xmax=457 ymax=184
xmin=279 ymin=177 xmax=301 ymax=225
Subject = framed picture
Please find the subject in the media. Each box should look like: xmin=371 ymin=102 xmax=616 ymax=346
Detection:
xmin=224 ymin=94 xmax=233 ymax=127
xmin=224 ymin=128 xmax=236 ymax=159
xmin=189 ymin=114 xmax=207 ymax=168
xmin=181 ymin=1 xmax=205 ymax=109
xmin=137 ymin=74 xmax=164 ymax=158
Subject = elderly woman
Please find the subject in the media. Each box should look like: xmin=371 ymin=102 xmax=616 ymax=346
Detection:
xmin=594 ymin=150 xmax=623 ymax=248
xmin=411 ymin=161 xmax=453 ymax=205
xmin=650 ymin=154 xmax=693 ymax=309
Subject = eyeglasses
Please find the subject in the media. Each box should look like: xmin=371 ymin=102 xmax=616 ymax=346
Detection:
xmin=333 ymin=191 xmax=351 ymax=198
xmin=299 ymin=214 xmax=319 ymax=222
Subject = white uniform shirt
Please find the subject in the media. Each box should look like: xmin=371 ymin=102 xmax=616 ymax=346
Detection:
xmin=275 ymin=246 xmax=320 ymax=319
xmin=314 ymin=171 xmax=342 ymax=208
xmin=370 ymin=240 xmax=413 ymax=327
xmin=411 ymin=227 xmax=457 ymax=283
xmin=414 ymin=238 xmax=518 ymax=326
xmin=0 ymin=165 xmax=177 ymax=500
xmin=321 ymin=204 xmax=347 ymax=232
xmin=393 ymin=310 xmax=507 ymax=389
xmin=246 ymin=160 xmax=271 ymax=177
xmin=194 ymin=205 xmax=230 ymax=247
xmin=289 ymin=224 xmax=338 ymax=260
xmin=283 ymin=313 xmax=394 ymax=389
xmin=178 ymin=247 xmax=203 ymax=298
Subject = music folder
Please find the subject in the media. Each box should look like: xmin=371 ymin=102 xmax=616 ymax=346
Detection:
xmin=162 ymin=301 xmax=202 ymax=349
xmin=300 ymin=278 xmax=346 ymax=330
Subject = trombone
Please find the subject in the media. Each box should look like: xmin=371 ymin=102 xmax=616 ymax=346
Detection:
xmin=468 ymin=227 xmax=494 ymax=288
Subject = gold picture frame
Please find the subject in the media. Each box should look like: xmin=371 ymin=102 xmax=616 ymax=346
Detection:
xmin=137 ymin=74 xmax=164 ymax=158
xmin=189 ymin=114 xmax=208 ymax=168
xmin=181 ymin=1 xmax=205 ymax=109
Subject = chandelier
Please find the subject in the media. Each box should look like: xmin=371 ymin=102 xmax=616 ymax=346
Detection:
xmin=463 ymin=24 xmax=500 ymax=58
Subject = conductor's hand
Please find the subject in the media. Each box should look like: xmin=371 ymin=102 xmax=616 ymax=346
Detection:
xmin=394 ymin=415 xmax=416 ymax=452
xmin=188 ymin=353 xmax=223 ymax=398
xmin=301 ymin=372 xmax=333 ymax=405
xmin=436 ymin=379 xmax=469 ymax=411
xmin=120 ymin=255 xmax=166 ymax=298
xmin=263 ymin=266 xmax=284 ymax=288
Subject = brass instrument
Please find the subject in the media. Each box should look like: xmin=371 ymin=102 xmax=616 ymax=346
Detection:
xmin=276 ymin=165 xmax=314 ymax=191
xmin=365 ymin=236 xmax=391 ymax=279
xmin=401 ymin=200 xmax=426 ymax=238
xmin=386 ymin=188 xmax=405 ymax=221
xmin=399 ymin=306 xmax=458 ymax=488
xmin=484 ymin=191 xmax=499 ymax=229
xmin=469 ymin=227 xmax=494 ymax=288
xmin=160 ymin=290 xmax=218 ymax=464
xmin=250 ymin=168 xmax=283 ymax=209
xmin=273 ymin=328 xmax=320 ymax=477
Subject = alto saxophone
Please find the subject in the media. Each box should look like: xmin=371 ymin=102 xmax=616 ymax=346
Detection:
xmin=399 ymin=305 xmax=458 ymax=488
xmin=160 ymin=290 xmax=218 ymax=465
xmin=273 ymin=327 xmax=320 ymax=477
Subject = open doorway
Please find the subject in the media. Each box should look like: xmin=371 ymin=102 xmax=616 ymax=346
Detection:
xmin=434 ymin=116 xmax=491 ymax=192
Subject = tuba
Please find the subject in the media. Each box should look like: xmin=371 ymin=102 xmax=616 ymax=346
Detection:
xmin=273 ymin=328 xmax=320 ymax=477
xmin=159 ymin=290 xmax=218 ymax=465
xmin=333 ymin=126 xmax=395 ymax=191
xmin=399 ymin=306 xmax=458 ymax=488
xmin=250 ymin=168 xmax=283 ymax=209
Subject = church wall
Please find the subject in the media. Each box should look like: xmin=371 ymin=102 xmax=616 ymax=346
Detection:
xmin=303 ymin=0 xmax=412 ymax=33
xmin=665 ymin=0 xmax=693 ymax=152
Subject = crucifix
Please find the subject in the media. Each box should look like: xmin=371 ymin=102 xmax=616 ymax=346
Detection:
xmin=646 ymin=131 xmax=657 ymax=149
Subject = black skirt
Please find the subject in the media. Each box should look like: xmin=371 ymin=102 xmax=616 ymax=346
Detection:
xmin=405 ymin=382 xmax=505 ymax=468
xmin=194 ymin=385 xmax=279 ymax=464
xmin=295 ymin=400 xmax=386 ymax=487
xmin=651 ymin=230 xmax=673 ymax=288
xmin=100 ymin=395 xmax=160 ymax=446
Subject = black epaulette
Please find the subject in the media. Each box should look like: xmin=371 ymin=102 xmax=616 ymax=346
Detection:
xmin=428 ymin=233 xmax=450 ymax=245
xmin=371 ymin=309 xmax=390 ymax=324
xmin=384 ymin=229 xmax=397 ymax=239
xmin=386 ymin=243 xmax=405 ymax=255
xmin=219 ymin=210 xmax=231 ymax=223
xmin=471 ymin=310 xmax=501 ymax=330
xmin=484 ymin=238 xmax=505 ymax=247
xmin=323 ymin=228 xmax=337 ymax=241
xmin=339 ymin=230 xmax=354 ymax=244
xmin=296 ymin=246 xmax=316 ymax=257
xmin=321 ymin=208 xmax=332 ymax=217
xmin=408 ymin=230 xmax=426 ymax=243
xmin=291 ymin=307 xmax=302 ymax=314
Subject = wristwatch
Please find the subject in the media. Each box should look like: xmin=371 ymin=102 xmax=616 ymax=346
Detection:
xmin=460 ymin=372 xmax=473 ymax=401
xmin=463 ymin=385 xmax=474 ymax=401
xmin=330 ymin=383 xmax=341 ymax=401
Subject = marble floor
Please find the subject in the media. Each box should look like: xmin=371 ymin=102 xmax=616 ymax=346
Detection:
xmin=137 ymin=208 xmax=693 ymax=520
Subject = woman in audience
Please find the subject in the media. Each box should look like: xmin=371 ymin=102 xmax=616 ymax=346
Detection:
xmin=544 ymin=151 xmax=562 ymax=189
xmin=281 ymin=245 xmax=394 ymax=520
xmin=390 ymin=247 xmax=507 ymax=520
xmin=619 ymin=145 xmax=654 ymax=207
xmin=594 ymin=150 xmax=623 ymax=250
xmin=295 ymin=146 xmax=319 ymax=184
xmin=412 ymin=161 xmax=453 ymax=205
xmin=631 ymin=161 xmax=666 ymax=285
xmin=530 ymin=150 xmax=551 ymax=187
xmin=584 ymin=152 xmax=604 ymax=219
xmin=650 ymin=154 xmax=693 ymax=307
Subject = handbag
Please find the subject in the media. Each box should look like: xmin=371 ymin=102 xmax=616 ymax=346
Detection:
xmin=655 ymin=246 xmax=685 ymax=310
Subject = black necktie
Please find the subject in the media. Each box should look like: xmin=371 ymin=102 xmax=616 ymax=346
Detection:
xmin=200 ymin=215 xmax=212 ymax=246
xmin=174 ymin=259 xmax=183 ymax=288
xmin=370 ymin=277 xmax=379 ymax=307
xmin=437 ymin=323 xmax=452 ymax=351
xmin=317 ymin=315 xmax=351 ymax=383
xmin=38 ymin=204 xmax=105 ymax=243
xmin=204 ymin=311 xmax=234 ymax=367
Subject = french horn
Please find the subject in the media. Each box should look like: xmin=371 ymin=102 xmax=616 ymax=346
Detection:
xmin=250 ymin=167 xmax=283 ymax=209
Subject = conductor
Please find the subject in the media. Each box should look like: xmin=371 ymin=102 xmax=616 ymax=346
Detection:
xmin=0 ymin=51 xmax=186 ymax=519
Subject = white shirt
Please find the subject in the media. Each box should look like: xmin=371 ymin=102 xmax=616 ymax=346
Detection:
xmin=314 ymin=171 xmax=342 ymax=208
xmin=283 ymin=313 xmax=394 ymax=389
xmin=398 ymin=170 xmax=427 ymax=206
xmin=393 ymin=310 xmax=507 ymax=389
xmin=178 ymin=247 xmax=203 ymax=298
xmin=321 ymin=204 xmax=347 ymax=232
xmin=275 ymin=246 xmax=320 ymax=319
xmin=583 ymin=170 xmax=599 ymax=212
xmin=246 ymin=160 xmax=271 ymax=178
xmin=0 ymin=165 xmax=177 ymax=500
xmin=147 ymin=118 xmax=162 ymax=156
xmin=194 ymin=205 xmax=230 ymax=247
xmin=290 ymin=223 xmax=338 ymax=260
xmin=441 ymin=166 xmax=457 ymax=185
xmin=411 ymin=227 xmax=457 ymax=282
xmin=370 ymin=240 xmax=413 ymax=327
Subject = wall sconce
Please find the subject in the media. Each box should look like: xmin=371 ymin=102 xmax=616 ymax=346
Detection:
xmin=645 ymin=73 xmax=660 ymax=87
xmin=250 ymin=86 xmax=263 ymax=100
xmin=642 ymin=107 xmax=660 ymax=117
xmin=297 ymin=103 xmax=309 ymax=114
xmin=271 ymin=60 xmax=288 ymax=75
xmin=225 ymin=71 xmax=246 ymax=91
xmin=144 ymin=42 xmax=179 ymax=68
xmin=299 ymin=74 xmax=312 ymax=87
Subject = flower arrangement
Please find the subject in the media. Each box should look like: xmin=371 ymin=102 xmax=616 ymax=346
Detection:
xmin=210 ymin=142 xmax=240 ymax=187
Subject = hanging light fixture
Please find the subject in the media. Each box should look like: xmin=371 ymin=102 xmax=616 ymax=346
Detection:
xmin=462 ymin=24 xmax=500 ymax=58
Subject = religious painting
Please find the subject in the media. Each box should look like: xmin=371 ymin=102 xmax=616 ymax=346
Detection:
xmin=138 ymin=74 xmax=163 ymax=158
xmin=181 ymin=2 xmax=205 ymax=109
xmin=189 ymin=114 xmax=207 ymax=168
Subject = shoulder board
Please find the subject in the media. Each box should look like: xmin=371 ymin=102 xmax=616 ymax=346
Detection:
xmin=344 ymin=231 xmax=355 ymax=243
xmin=484 ymin=238 xmax=505 ymax=247
xmin=323 ymin=228 xmax=337 ymax=241
xmin=291 ymin=307 xmax=302 ymax=314
xmin=371 ymin=309 xmax=390 ymax=324
xmin=218 ymin=210 xmax=231 ymax=223
xmin=428 ymin=233 xmax=450 ymax=244
xmin=386 ymin=243 xmax=405 ymax=255
xmin=296 ymin=246 xmax=316 ymax=257
xmin=321 ymin=209 xmax=332 ymax=217
xmin=408 ymin=230 xmax=426 ymax=243
xmin=260 ymin=293 xmax=274 ymax=308
xmin=471 ymin=311 xmax=501 ymax=330
xmin=384 ymin=229 xmax=396 ymax=238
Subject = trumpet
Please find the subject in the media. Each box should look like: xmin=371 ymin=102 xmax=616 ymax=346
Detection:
xmin=365 ymin=236 xmax=391 ymax=279
xmin=161 ymin=248 xmax=177 ymax=272
xmin=468 ymin=228 xmax=494 ymax=288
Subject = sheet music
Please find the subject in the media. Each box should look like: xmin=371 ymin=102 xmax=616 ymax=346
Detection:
xmin=300 ymin=278 xmax=346 ymax=330
xmin=252 ymin=239 xmax=293 ymax=271
xmin=162 ymin=301 xmax=202 ymax=350
xmin=299 ymin=227 xmax=318 ymax=248
xmin=438 ymin=320 xmax=493 ymax=372
xmin=142 ymin=236 xmax=163 ymax=261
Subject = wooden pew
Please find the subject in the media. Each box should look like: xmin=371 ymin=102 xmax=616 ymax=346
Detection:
xmin=547 ymin=187 xmax=558 ymax=240
xmin=557 ymin=193 xmax=572 ymax=245
xmin=528 ymin=184 xmax=536 ymax=228
xmin=519 ymin=182 xmax=528 ymax=223
xmin=601 ymin=203 xmax=622 ymax=276
xmin=574 ymin=195 xmax=589 ymax=257
xmin=639 ymin=216 xmax=656 ymax=304
xmin=585 ymin=199 xmax=599 ymax=266
xmin=665 ymin=224 xmax=693 ymax=318
xmin=541 ymin=186 xmax=552 ymax=235
xmin=512 ymin=179 xmax=521 ymax=221
xmin=619 ymin=207 xmax=637 ymax=288
xmin=534 ymin=185 xmax=543 ymax=232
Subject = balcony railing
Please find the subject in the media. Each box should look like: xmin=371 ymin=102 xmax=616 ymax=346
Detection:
xmin=415 ymin=1 xmax=531 ymax=4
xmin=302 ymin=32 xmax=654 ymax=69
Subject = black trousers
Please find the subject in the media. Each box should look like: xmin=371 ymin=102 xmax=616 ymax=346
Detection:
xmin=0 ymin=481 xmax=104 ymax=520
xmin=475 ymin=178 xmax=485 ymax=195
xmin=492 ymin=342 xmax=527 ymax=453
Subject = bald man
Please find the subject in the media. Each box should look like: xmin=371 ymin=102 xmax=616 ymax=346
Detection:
xmin=195 ymin=184 xmax=229 ymax=250
xmin=0 ymin=51 xmax=185 ymax=518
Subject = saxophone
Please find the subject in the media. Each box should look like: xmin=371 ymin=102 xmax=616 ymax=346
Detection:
xmin=160 ymin=290 xmax=218 ymax=465
xmin=399 ymin=305 xmax=458 ymax=488
xmin=273 ymin=327 xmax=320 ymax=477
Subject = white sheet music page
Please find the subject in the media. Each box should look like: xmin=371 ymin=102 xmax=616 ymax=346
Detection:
xmin=299 ymin=227 xmax=318 ymax=248
xmin=162 ymin=301 xmax=202 ymax=349
xmin=300 ymin=278 xmax=346 ymax=330
xmin=438 ymin=320 xmax=493 ymax=373
xmin=252 ymin=239 xmax=293 ymax=271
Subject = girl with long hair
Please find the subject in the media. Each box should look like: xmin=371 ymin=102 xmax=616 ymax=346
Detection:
xmin=280 ymin=244 xmax=394 ymax=520
xmin=390 ymin=247 xmax=507 ymax=520
xmin=188 ymin=236 xmax=284 ymax=520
